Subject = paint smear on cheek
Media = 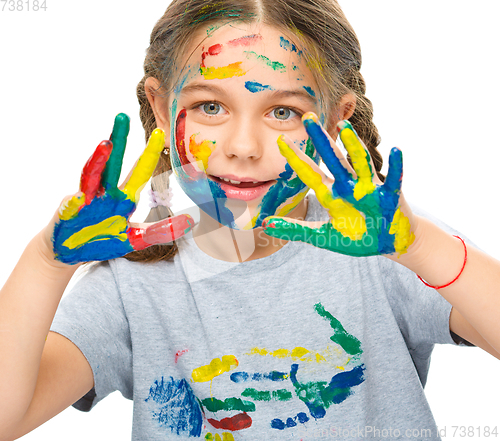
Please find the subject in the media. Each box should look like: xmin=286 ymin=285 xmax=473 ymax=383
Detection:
xmin=175 ymin=109 xmax=199 ymax=177
xmin=188 ymin=134 xmax=215 ymax=171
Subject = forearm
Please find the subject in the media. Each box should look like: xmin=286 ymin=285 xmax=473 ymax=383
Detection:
xmin=392 ymin=216 xmax=500 ymax=354
xmin=0 ymin=230 xmax=79 ymax=433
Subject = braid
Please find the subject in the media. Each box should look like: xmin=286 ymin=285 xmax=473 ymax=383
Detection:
xmin=346 ymin=71 xmax=385 ymax=182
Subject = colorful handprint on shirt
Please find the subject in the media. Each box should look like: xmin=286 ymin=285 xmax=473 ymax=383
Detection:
xmin=52 ymin=113 xmax=193 ymax=264
xmin=145 ymin=303 xmax=365 ymax=439
xmin=263 ymin=113 xmax=415 ymax=257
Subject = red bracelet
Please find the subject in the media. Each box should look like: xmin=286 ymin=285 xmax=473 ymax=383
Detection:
xmin=417 ymin=235 xmax=467 ymax=290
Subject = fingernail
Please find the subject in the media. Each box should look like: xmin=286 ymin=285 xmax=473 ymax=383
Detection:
xmin=302 ymin=112 xmax=319 ymax=124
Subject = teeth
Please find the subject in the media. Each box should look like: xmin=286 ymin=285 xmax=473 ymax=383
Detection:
xmin=218 ymin=177 xmax=261 ymax=184
xmin=229 ymin=179 xmax=241 ymax=184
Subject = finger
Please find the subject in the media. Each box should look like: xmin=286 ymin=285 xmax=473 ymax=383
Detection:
xmin=128 ymin=214 xmax=195 ymax=249
xmin=80 ymin=140 xmax=113 ymax=204
xmin=122 ymin=128 xmax=165 ymax=203
xmin=277 ymin=134 xmax=338 ymax=213
xmin=58 ymin=192 xmax=85 ymax=221
xmin=381 ymin=147 xmax=403 ymax=195
xmin=336 ymin=120 xmax=376 ymax=201
xmin=302 ymin=112 xmax=354 ymax=198
xmin=101 ymin=113 xmax=130 ymax=192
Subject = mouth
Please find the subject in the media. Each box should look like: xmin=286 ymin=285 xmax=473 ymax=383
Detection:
xmin=208 ymin=175 xmax=275 ymax=201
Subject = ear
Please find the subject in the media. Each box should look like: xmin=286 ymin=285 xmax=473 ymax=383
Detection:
xmin=145 ymin=77 xmax=171 ymax=139
xmin=327 ymin=93 xmax=356 ymax=139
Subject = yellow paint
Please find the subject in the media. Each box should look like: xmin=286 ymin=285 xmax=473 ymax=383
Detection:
xmin=189 ymin=135 xmax=215 ymax=171
xmin=243 ymin=212 xmax=260 ymax=231
xmin=277 ymin=136 xmax=366 ymax=240
xmin=59 ymin=194 xmax=85 ymax=221
xmin=123 ymin=129 xmax=165 ymax=203
xmin=275 ymin=188 xmax=308 ymax=217
xmin=200 ymin=62 xmax=246 ymax=80
xmin=340 ymin=128 xmax=376 ymax=201
xmin=205 ymin=433 xmax=234 ymax=441
xmin=389 ymin=208 xmax=415 ymax=255
xmin=192 ymin=355 xmax=239 ymax=383
xmin=62 ymin=215 xmax=128 ymax=250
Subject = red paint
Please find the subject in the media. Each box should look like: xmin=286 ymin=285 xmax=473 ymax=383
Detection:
xmin=262 ymin=220 xmax=276 ymax=229
xmin=127 ymin=226 xmax=148 ymax=251
xmin=208 ymin=413 xmax=252 ymax=431
xmin=201 ymin=44 xmax=223 ymax=68
xmin=80 ymin=140 xmax=113 ymax=205
xmin=174 ymin=349 xmax=189 ymax=363
xmin=175 ymin=110 xmax=198 ymax=177
xmin=227 ymin=34 xmax=262 ymax=47
xmin=143 ymin=214 xmax=194 ymax=245
xmin=208 ymin=44 xmax=222 ymax=55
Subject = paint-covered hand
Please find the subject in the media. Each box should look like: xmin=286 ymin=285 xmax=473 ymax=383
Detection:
xmin=52 ymin=113 xmax=194 ymax=265
xmin=262 ymin=112 xmax=415 ymax=257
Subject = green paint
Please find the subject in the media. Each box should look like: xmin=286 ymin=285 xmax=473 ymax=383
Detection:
xmin=314 ymin=303 xmax=362 ymax=356
xmin=244 ymin=51 xmax=286 ymax=72
xmin=201 ymin=397 xmax=255 ymax=412
xmin=102 ymin=113 xmax=130 ymax=198
xmin=241 ymin=388 xmax=292 ymax=402
xmin=190 ymin=4 xmax=255 ymax=25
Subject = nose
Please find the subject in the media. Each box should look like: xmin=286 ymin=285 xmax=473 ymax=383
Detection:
xmin=222 ymin=116 xmax=264 ymax=160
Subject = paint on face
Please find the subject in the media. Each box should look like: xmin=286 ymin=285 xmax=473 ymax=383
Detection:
xmin=303 ymin=85 xmax=316 ymax=98
xmin=171 ymin=26 xmax=320 ymax=230
xmin=244 ymin=51 xmax=287 ymax=72
xmin=279 ymin=36 xmax=303 ymax=57
xmin=244 ymin=81 xmax=274 ymax=93
xmin=189 ymin=134 xmax=216 ymax=171
xmin=227 ymin=34 xmax=262 ymax=47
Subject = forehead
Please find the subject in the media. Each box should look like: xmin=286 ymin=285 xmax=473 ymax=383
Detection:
xmin=175 ymin=22 xmax=317 ymax=96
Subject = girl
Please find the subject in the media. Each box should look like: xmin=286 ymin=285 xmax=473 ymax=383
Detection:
xmin=1 ymin=1 xmax=500 ymax=440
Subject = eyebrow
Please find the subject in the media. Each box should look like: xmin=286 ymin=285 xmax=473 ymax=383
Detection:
xmin=180 ymin=83 xmax=318 ymax=106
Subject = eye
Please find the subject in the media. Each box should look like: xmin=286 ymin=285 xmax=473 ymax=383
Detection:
xmin=200 ymin=102 xmax=225 ymax=115
xmin=269 ymin=107 xmax=298 ymax=121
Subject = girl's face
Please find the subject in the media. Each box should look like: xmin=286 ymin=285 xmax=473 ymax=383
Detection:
xmin=169 ymin=23 xmax=322 ymax=230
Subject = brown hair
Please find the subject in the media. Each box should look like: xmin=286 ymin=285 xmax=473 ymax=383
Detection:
xmin=125 ymin=0 xmax=383 ymax=263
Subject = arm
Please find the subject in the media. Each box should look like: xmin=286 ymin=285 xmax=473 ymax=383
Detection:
xmin=393 ymin=216 xmax=500 ymax=359
xmin=0 ymin=227 xmax=93 ymax=441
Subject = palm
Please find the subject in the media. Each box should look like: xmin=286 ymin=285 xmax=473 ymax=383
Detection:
xmin=53 ymin=114 xmax=192 ymax=264
xmin=263 ymin=114 xmax=414 ymax=257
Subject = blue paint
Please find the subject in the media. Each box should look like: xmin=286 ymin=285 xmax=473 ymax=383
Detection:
xmin=279 ymin=36 xmax=303 ymax=57
xmin=52 ymin=193 xmax=136 ymax=264
xmin=289 ymin=363 xmax=365 ymax=420
xmin=303 ymin=86 xmax=316 ymax=98
xmin=230 ymin=372 xmax=249 ymax=383
xmin=145 ymin=376 xmax=203 ymax=437
xmin=230 ymin=371 xmax=288 ymax=383
xmin=303 ymin=116 xmax=354 ymax=199
xmin=271 ymin=412 xmax=310 ymax=430
xmin=245 ymin=81 xmax=274 ymax=93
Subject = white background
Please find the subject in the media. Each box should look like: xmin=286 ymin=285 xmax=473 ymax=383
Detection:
xmin=1 ymin=0 xmax=499 ymax=439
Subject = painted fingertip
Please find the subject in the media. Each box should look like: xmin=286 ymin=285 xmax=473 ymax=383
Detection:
xmin=336 ymin=120 xmax=354 ymax=133
xmin=302 ymin=112 xmax=319 ymax=124
xmin=111 ymin=113 xmax=131 ymax=139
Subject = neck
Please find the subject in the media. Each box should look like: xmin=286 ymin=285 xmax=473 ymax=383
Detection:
xmin=192 ymin=198 xmax=308 ymax=262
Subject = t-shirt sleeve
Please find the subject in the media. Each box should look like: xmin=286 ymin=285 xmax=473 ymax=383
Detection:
xmin=50 ymin=261 xmax=133 ymax=411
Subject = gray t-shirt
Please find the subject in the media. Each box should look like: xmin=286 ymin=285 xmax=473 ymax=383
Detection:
xmin=51 ymin=194 xmax=460 ymax=440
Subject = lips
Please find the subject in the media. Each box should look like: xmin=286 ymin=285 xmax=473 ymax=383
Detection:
xmin=209 ymin=175 xmax=275 ymax=201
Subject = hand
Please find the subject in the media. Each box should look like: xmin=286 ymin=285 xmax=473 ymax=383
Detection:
xmin=262 ymin=112 xmax=415 ymax=257
xmin=52 ymin=114 xmax=194 ymax=265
